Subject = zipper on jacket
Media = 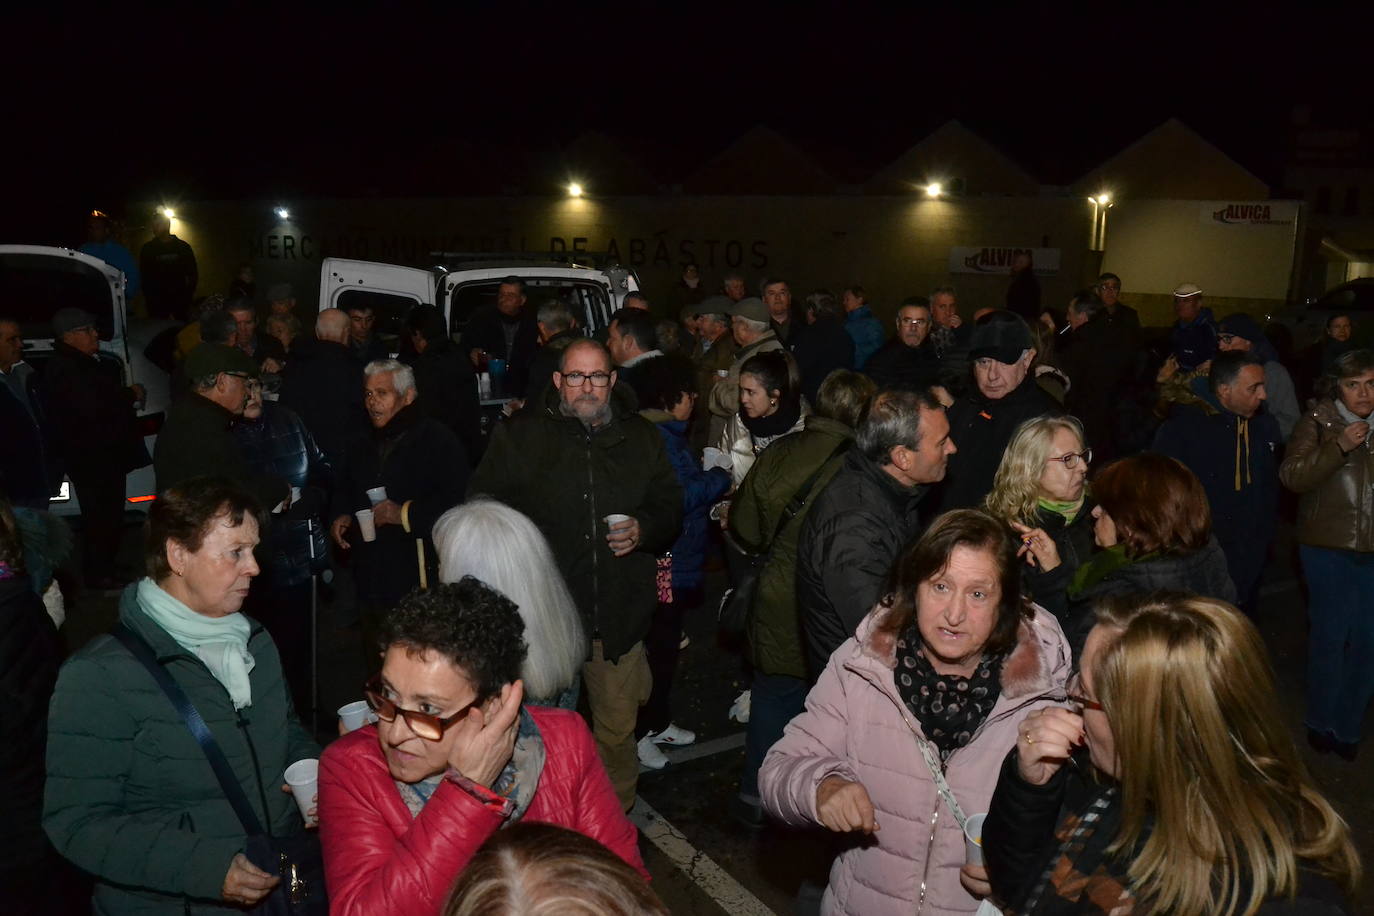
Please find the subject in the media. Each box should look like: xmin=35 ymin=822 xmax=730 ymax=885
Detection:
xmin=585 ymin=427 xmax=601 ymax=642
xmin=236 ymin=708 xmax=276 ymax=839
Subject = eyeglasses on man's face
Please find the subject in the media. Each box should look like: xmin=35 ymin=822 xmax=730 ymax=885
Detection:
xmin=562 ymin=371 xmax=613 ymax=388
xmin=1046 ymin=448 xmax=1092 ymax=470
xmin=364 ymin=675 xmax=480 ymax=741
xmin=899 ymin=317 xmax=930 ymax=327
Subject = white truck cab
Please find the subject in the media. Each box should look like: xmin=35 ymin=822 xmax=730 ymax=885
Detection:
xmin=317 ymin=253 xmax=641 ymax=355
xmin=0 ymin=245 xmax=168 ymax=516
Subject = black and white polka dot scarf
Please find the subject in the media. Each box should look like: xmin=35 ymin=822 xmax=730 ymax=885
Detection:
xmin=895 ymin=624 xmax=1004 ymax=762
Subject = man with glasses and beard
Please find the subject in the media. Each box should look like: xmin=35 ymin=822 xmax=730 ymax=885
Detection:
xmin=468 ymin=339 xmax=682 ymax=812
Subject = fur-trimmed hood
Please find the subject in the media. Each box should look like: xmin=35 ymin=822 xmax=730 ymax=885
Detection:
xmin=850 ymin=600 xmax=1068 ymax=702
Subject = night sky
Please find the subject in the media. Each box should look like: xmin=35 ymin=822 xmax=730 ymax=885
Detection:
xmin=6 ymin=4 xmax=1366 ymax=244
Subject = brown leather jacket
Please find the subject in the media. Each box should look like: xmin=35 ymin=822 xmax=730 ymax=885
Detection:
xmin=1280 ymin=398 xmax=1374 ymax=552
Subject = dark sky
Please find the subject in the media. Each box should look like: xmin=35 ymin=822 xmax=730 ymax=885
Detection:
xmin=6 ymin=4 xmax=1367 ymax=243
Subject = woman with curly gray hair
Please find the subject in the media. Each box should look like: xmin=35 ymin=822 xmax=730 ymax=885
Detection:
xmin=318 ymin=579 xmax=645 ymax=916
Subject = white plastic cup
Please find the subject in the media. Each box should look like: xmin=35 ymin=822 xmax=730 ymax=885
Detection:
xmin=355 ymin=509 xmax=377 ymax=542
xmin=338 ymin=700 xmax=372 ymax=733
xmin=604 ymin=513 xmax=631 ymax=534
xmin=283 ymin=759 xmax=319 ymax=822
xmin=964 ymin=813 xmax=987 ymax=866
xmin=366 ymin=486 xmax=388 ymax=506
xmin=290 ymin=486 xmax=301 ymax=505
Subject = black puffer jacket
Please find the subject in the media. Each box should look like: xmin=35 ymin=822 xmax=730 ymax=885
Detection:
xmin=232 ymin=402 xmax=332 ymax=587
xmin=985 ymin=751 xmax=1353 ymax=915
xmin=0 ymin=573 xmax=62 ymax=874
xmin=936 ymin=373 xmax=1063 ymax=513
xmin=1063 ymin=538 xmax=1235 ymax=656
xmin=279 ymin=337 xmax=372 ymax=469
xmin=337 ymin=404 xmax=469 ymax=604
xmin=468 ymin=384 xmax=682 ymax=661
xmin=795 ymin=448 xmax=927 ymax=679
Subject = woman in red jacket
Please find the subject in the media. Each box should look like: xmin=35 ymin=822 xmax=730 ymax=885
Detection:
xmin=319 ymin=578 xmax=646 ymax=915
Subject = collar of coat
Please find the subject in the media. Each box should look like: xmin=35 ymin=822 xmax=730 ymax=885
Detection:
xmin=850 ymin=601 xmax=1062 ymax=701
xmin=372 ymin=402 xmax=423 ymax=441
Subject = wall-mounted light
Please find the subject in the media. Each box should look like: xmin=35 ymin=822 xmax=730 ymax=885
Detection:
xmin=160 ymin=207 xmax=176 ymax=219
xmin=567 ymin=183 xmax=584 ymax=198
xmin=925 ymin=182 xmax=943 ymax=198
xmin=275 ymin=206 xmax=291 ymax=219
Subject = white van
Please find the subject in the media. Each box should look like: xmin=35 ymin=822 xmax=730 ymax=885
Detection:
xmin=316 ymin=254 xmax=641 ymax=355
xmin=0 ymin=245 xmax=169 ymax=516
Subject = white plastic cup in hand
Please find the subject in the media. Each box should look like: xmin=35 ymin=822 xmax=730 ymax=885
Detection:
xmin=604 ymin=513 xmax=631 ymax=530
xmin=355 ymin=509 xmax=377 ymax=542
xmin=283 ymin=759 xmax=319 ymax=821
xmin=290 ymin=486 xmax=301 ymax=505
xmin=964 ymin=813 xmax=987 ymax=866
xmin=338 ymin=700 xmax=372 ymax=732
xmin=366 ymin=486 xmax=388 ymax=506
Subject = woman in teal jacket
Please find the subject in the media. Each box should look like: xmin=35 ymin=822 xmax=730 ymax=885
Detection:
xmin=44 ymin=478 xmax=319 ymax=914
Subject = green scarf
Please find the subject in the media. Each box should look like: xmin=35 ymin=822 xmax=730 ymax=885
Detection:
xmin=1067 ymin=544 xmax=1157 ymax=599
xmin=137 ymin=577 xmax=256 ymax=708
xmin=1037 ymin=496 xmax=1083 ymax=523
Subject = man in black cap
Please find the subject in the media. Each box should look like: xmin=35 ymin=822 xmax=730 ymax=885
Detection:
xmin=934 ymin=310 xmax=1061 ymax=512
xmin=154 ymin=343 xmax=288 ymax=510
xmin=138 ymin=213 xmax=198 ymax=320
xmin=707 ymin=296 xmax=783 ymax=444
xmin=43 ymin=307 xmax=148 ymax=589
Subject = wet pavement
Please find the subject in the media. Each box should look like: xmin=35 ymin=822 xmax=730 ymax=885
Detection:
xmin=58 ymin=517 xmax=1373 ymax=913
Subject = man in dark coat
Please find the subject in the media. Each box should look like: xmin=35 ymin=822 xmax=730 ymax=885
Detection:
xmin=401 ymin=304 xmax=482 ymax=463
xmin=523 ymin=298 xmax=581 ymax=402
xmin=463 ymin=276 xmax=539 ymax=397
xmin=1153 ymin=351 xmax=1280 ymax=614
xmin=935 ymin=312 xmax=1062 ymax=513
xmin=865 ymin=297 xmax=945 ymax=393
xmin=1058 ymin=290 xmax=1135 ymax=463
xmin=345 ymin=302 xmax=390 ymax=365
xmin=154 ymin=343 xmax=289 ymax=511
xmin=796 ymin=388 xmax=956 ymax=679
xmin=468 ymin=338 xmax=682 ymax=811
xmin=1 ymin=318 xmax=57 ymax=509
xmin=138 ymin=213 xmax=198 ymax=320
xmin=1095 ymin=272 xmax=1140 ymax=331
xmin=227 ymin=299 xmax=286 ymax=372
xmin=789 ymin=290 xmax=855 ymax=405
xmin=279 ymin=308 xmax=372 ymax=472
xmin=606 ymin=307 xmax=664 ymax=407
xmin=330 ymin=359 xmax=468 ymax=613
xmin=42 ymin=308 xmax=148 ymax=588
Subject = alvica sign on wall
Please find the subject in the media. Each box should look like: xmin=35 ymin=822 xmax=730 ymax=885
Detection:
xmin=948 ymin=246 xmax=1061 ymax=275
xmin=1201 ymin=200 xmax=1300 ymax=227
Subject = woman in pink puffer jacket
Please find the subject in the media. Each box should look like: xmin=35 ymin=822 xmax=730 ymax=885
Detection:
xmin=760 ymin=510 xmax=1070 ymax=915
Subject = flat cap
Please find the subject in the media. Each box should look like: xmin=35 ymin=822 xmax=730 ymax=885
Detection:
xmin=1172 ymin=282 xmax=1203 ymax=298
xmin=725 ymin=296 xmax=770 ymax=323
xmin=52 ymin=307 xmax=98 ymax=337
xmin=184 ymin=343 xmax=259 ymax=380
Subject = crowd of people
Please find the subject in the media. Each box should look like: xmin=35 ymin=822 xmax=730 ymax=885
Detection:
xmin=1 ymin=223 xmax=1370 ymax=915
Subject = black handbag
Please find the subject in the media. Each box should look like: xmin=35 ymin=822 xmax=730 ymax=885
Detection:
xmin=717 ymin=439 xmax=852 ymax=633
xmin=111 ymin=624 xmax=328 ymax=915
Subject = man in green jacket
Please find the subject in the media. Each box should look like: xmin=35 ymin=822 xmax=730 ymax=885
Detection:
xmin=727 ymin=369 xmax=875 ymax=827
xmin=44 ymin=586 xmax=318 ymax=914
xmin=468 ymin=338 xmax=682 ymax=811
xmin=154 ymin=343 xmax=288 ymax=510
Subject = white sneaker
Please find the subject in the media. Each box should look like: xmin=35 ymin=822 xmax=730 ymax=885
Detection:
xmin=637 ymin=735 xmax=669 ymax=769
xmin=648 ymin=723 xmax=697 ymax=747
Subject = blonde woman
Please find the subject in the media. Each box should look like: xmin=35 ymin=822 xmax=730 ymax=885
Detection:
xmin=984 ymin=415 xmax=1093 ymax=636
xmin=985 ymin=594 xmax=1360 ymax=915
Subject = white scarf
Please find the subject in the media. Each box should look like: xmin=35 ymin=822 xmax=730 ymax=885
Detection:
xmin=137 ymin=578 xmax=256 ymax=708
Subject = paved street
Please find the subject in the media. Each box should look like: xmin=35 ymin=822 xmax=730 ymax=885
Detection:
xmin=61 ymin=516 xmax=1373 ymax=913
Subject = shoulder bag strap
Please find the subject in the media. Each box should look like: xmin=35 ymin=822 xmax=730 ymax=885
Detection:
xmin=110 ymin=623 xmax=267 ymax=837
xmin=915 ymin=735 xmax=968 ymax=829
xmin=771 ymin=438 xmax=853 ymax=542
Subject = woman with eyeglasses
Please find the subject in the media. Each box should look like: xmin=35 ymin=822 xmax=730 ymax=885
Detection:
xmin=759 ymin=510 xmax=1070 ymax=915
xmin=985 ymin=416 xmax=1095 ymax=639
xmin=1058 ymin=452 xmax=1234 ymax=657
xmin=985 ymin=593 xmax=1360 ymax=915
xmin=318 ymin=578 xmax=645 ymax=916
